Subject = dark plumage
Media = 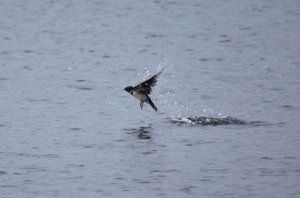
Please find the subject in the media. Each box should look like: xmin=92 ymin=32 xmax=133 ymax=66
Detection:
xmin=124 ymin=69 xmax=164 ymax=112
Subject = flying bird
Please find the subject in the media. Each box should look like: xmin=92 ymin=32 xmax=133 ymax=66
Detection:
xmin=124 ymin=68 xmax=164 ymax=112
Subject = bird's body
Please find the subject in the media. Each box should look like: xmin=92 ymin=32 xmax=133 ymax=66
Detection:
xmin=124 ymin=69 xmax=164 ymax=112
xmin=132 ymin=89 xmax=147 ymax=102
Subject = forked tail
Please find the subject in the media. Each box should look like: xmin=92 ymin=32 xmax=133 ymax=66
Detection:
xmin=146 ymin=96 xmax=157 ymax=112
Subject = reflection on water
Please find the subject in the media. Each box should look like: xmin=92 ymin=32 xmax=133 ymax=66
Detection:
xmin=124 ymin=126 xmax=152 ymax=140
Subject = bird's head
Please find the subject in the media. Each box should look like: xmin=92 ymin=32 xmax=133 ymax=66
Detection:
xmin=124 ymin=86 xmax=133 ymax=94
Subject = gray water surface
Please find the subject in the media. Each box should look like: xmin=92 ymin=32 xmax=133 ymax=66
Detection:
xmin=1 ymin=0 xmax=300 ymax=197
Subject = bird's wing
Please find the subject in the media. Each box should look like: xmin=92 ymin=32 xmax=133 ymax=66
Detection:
xmin=134 ymin=68 xmax=164 ymax=94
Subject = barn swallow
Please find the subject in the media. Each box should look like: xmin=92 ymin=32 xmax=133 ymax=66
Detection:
xmin=124 ymin=68 xmax=164 ymax=112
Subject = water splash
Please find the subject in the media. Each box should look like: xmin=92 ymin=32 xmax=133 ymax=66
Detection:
xmin=137 ymin=59 xmax=168 ymax=81
xmin=170 ymin=116 xmax=247 ymax=126
xmin=157 ymin=57 xmax=167 ymax=72
xmin=170 ymin=116 xmax=268 ymax=126
xmin=153 ymin=63 xmax=264 ymax=126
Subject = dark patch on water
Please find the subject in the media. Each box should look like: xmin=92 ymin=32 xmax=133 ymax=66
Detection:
xmin=261 ymin=156 xmax=274 ymax=160
xmin=281 ymin=105 xmax=293 ymax=108
xmin=201 ymin=94 xmax=216 ymax=99
xmin=0 ymin=171 xmax=7 ymax=175
xmin=41 ymin=154 xmax=60 ymax=159
xmin=145 ymin=33 xmax=165 ymax=39
xmin=76 ymin=87 xmax=93 ymax=91
xmin=0 ymin=184 xmax=17 ymax=188
xmin=69 ymin=127 xmax=82 ymax=131
xmin=179 ymin=185 xmax=196 ymax=194
xmin=67 ymin=85 xmax=94 ymax=91
xmin=1 ymin=50 xmax=11 ymax=55
xmin=26 ymin=98 xmax=48 ymax=102
xmin=23 ymin=66 xmax=33 ymax=70
xmin=0 ymin=78 xmax=8 ymax=81
xmin=102 ymin=55 xmax=110 ymax=58
xmin=170 ymin=116 xmax=267 ymax=126
xmin=281 ymin=105 xmax=299 ymax=111
xmin=199 ymin=58 xmax=209 ymax=62
xmin=138 ymin=48 xmax=148 ymax=53
xmin=218 ymin=39 xmax=231 ymax=43
xmin=23 ymin=49 xmax=34 ymax=54
xmin=238 ymin=26 xmax=252 ymax=31
xmin=3 ymin=36 xmax=11 ymax=40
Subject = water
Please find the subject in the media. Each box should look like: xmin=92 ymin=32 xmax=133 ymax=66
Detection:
xmin=1 ymin=0 xmax=300 ymax=197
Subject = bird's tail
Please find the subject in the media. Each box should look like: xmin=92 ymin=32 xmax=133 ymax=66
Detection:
xmin=147 ymin=96 xmax=158 ymax=112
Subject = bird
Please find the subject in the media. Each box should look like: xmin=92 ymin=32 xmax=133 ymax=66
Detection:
xmin=124 ymin=68 xmax=164 ymax=112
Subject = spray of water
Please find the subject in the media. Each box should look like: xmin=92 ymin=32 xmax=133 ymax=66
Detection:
xmin=133 ymin=59 xmax=258 ymax=126
xmin=152 ymin=59 xmax=242 ymax=125
xmin=153 ymin=59 xmax=198 ymax=118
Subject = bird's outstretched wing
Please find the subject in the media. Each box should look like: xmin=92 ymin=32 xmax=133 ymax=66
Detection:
xmin=134 ymin=68 xmax=164 ymax=94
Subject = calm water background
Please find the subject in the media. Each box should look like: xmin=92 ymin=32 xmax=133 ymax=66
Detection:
xmin=1 ymin=0 xmax=300 ymax=197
